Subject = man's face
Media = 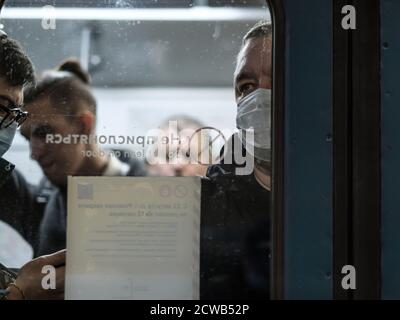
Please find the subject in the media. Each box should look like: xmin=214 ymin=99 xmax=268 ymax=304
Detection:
xmin=0 ymin=77 xmax=24 ymax=121
xmin=20 ymin=97 xmax=86 ymax=187
xmin=234 ymin=35 xmax=273 ymax=180
xmin=234 ymin=35 xmax=272 ymax=103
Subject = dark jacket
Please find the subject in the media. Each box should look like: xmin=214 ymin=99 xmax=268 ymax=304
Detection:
xmin=0 ymin=158 xmax=44 ymax=253
xmin=200 ymin=138 xmax=270 ymax=299
xmin=0 ymin=158 xmax=44 ymax=290
xmin=37 ymin=158 xmax=148 ymax=256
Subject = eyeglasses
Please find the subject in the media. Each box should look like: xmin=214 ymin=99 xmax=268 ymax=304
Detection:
xmin=0 ymin=104 xmax=29 ymax=129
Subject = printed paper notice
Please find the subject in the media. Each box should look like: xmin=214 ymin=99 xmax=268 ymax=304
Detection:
xmin=65 ymin=177 xmax=201 ymax=300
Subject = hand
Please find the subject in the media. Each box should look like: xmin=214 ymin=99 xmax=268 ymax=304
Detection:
xmin=11 ymin=250 xmax=66 ymax=300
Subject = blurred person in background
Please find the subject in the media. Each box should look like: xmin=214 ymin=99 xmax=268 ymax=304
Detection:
xmin=146 ymin=115 xmax=209 ymax=177
xmin=21 ymin=58 xmax=147 ymax=256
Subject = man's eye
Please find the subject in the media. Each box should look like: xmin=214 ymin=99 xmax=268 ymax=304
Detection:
xmin=33 ymin=126 xmax=53 ymax=138
xmin=240 ymin=84 xmax=255 ymax=95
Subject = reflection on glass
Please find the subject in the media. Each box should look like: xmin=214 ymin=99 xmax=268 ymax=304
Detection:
xmin=0 ymin=0 xmax=272 ymax=300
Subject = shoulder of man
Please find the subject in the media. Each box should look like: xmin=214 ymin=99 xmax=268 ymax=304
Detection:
xmin=0 ymin=158 xmax=15 ymax=188
xmin=0 ymin=168 xmax=41 ymax=213
xmin=206 ymin=133 xmax=250 ymax=180
xmin=108 ymin=148 xmax=148 ymax=177
xmin=0 ymin=167 xmax=45 ymax=255
xmin=126 ymin=158 xmax=148 ymax=177
xmin=35 ymin=177 xmax=58 ymax=204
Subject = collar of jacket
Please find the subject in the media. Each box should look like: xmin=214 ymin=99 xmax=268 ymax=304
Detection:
xmin=0 ymin=158 xmax=15 ymax=188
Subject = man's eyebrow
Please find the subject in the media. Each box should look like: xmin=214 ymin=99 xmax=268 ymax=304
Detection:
xmin=234 ymin=70 xmax=258 ymax=84
xmin=20 ymin=123 xmax=40 ymax=139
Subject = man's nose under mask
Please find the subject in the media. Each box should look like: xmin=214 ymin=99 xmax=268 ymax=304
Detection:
xmin=0 ymin=118 xmax=17 ymax=158
xmin=236 ymin=88 xmax=271 ymax=162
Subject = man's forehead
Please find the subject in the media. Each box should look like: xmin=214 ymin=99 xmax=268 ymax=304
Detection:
xmin=22 ymin=101 xmax=61 ymax=128
xmin=241 ymin=37 xmax=271 ymax=62
xmin=235 ymin=36 xmax=272 ymax=78
xmin=24 ymin=97 xmax=65 ymax=118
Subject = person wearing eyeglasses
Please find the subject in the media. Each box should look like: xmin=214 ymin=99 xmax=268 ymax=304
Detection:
xmin=0 ymin=31 xmax=65 ymax=300
xmin=0 ymin=30 xmax=44 ymax=253
xmin=0 ymin=31 xmax=32 ymax=163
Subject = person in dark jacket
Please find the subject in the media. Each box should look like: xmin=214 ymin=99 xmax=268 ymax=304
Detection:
xmin=0 ymin=31 xmax=65 ymax=300
xmin=201 ymin=21 xmax=272 ymax=299
xmin=20 ymin=58 xmax=147 ymax=256
xmin=0 ymin=30 xmax=42 ymax=250
xmin=0 ymin=168 xmax=44 ymax=253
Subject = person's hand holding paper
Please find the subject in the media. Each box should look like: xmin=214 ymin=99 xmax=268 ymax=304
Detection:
xmin=6 ymin=250 xmax=66 ymax=300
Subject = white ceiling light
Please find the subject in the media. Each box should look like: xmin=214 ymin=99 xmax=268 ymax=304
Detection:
xmin=1 ymin=7 xmax=270 ymax=22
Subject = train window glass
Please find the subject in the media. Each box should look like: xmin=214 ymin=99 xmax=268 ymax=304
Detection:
xmin=1 ymin=0 xmax=272 ymax=299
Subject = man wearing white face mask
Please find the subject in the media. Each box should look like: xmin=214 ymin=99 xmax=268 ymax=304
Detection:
xmin=236 ymin=88 xmax=271 ymax=185
xmin=0 ymin=31 xmax=65 ymax=300
xmin=207 ymin=21 xmax=272 ymax=187
xmin=202 ymin=21 xmax=272 ymax=299
xmin=0 ymin=30 xmax=43 ymax=252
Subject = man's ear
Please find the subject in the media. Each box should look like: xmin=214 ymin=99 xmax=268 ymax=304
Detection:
xmin=77 ymin=111 xmax=95 ymax=136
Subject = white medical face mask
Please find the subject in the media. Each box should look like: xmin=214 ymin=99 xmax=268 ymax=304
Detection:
xmin=236 ymin=88 xmax=271 ymax=162
xmin=0 ymin=118 xmax=17 ymax=158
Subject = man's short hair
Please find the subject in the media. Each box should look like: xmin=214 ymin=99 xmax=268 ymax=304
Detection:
xmin=0 ymin=34 xmax=35 ymax=87
xmin=243 ymin=20 xmax=272 ymax=45
xmin=236 ymin=21 xmax=272 ymax=68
